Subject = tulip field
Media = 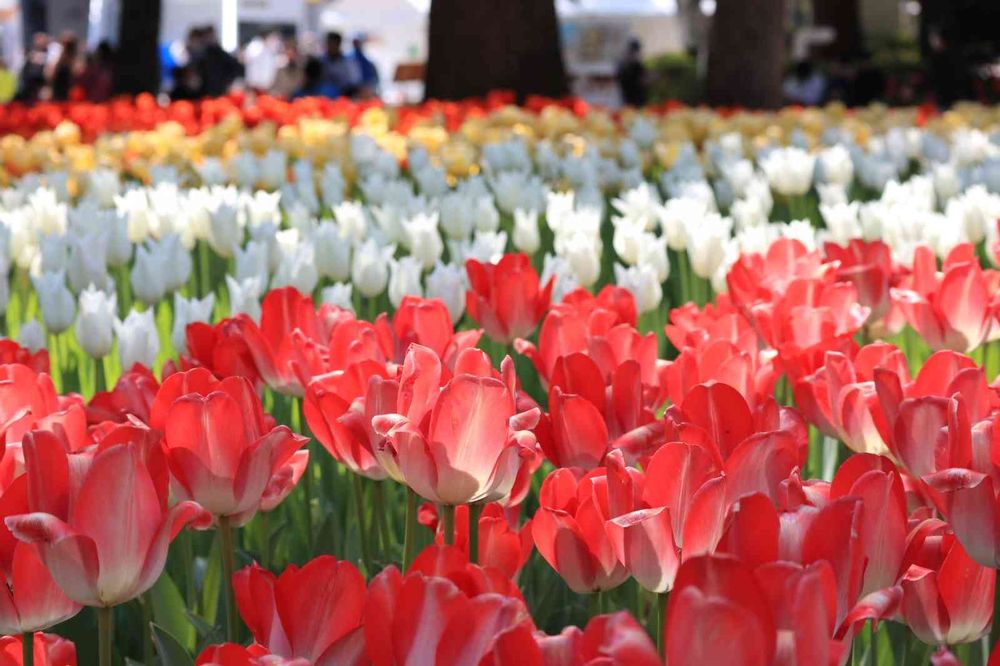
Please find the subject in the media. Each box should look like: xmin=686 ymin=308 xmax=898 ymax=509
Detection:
xmin=2 ymin=92 xmax=1000 ymax=665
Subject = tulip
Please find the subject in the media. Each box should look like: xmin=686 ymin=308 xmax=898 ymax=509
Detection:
xmin=374 ymin=295 xmax=481 ymax=366
xmin=225 ymin=275 xmax=263 ymax=322
xmin=320 ymin=282 xmax=354 ymax=313
xmin=419 ymin=503 xmax=533 ymax=578
xmin=234 ymin=240 xmax=270 ymax=286
xmin=156 ymin=233 xmax=193 ymax=294
xmin=373 ymin=346 xmax=538 ymax=507
xmin=86 ymin=366 xmax=159 ymax=425
xmin=403 ymin=212 xmax=443 ymax=270
xmin=271 ymin=239 xmax=318 ymax=295
xmin=74 ymin=286 xmax=116 ymax=360
xmin=311 ymin=221 xmax=351 ymax=281
xmin=760 ymin=146 xmax=816 ymax=197
xmin=0 ymin=633 xmax=76 ymax=666
xmin=66 ymin=231 xmax=111 ymax=294
xmin=465 ymin=253 xmax=554 ymax=345
xmin=129 ymin=245 xmax=167 ymax=306
xmin=113 ymin=309 xmax=159 ymax=371
xmin=16 ymin=322 xmax=47 ymax=357
xmin=425 ymin=262 xmax=466 ymax=323
xmin=613 ymin=263 xmax=661 ymax=315
xmin=684 ymin=213 xmax=731 ymax=280
xmin=899 ymin=519 xmax=994 ymax=646
xmin=387 ymin=256 xmax=423 ymax=308
xmin=171 ymin=293 xmax=216 ymax=355
xmin=352 ymin=239 xmax=395 ymax=298
xmin=818 ymin=144 xmax=855 ymax=187
xmin=232 ymin=557 xmax=367 ymax=664
xmin=512 ymin=208 xmax=540 ymax=254
xmin=207 ymin=201 xmax=243 ymax=257
xmin=31 ymin=272 xmax=74 ymax=335
xmin=0 ymin=476 xmax=81 ymax=637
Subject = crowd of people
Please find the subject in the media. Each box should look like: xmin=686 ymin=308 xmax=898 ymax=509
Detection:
xmin=165 ymin=28 xmax=380 ymax=102
xmin=1 ymin=26 xmax=380 ymax=105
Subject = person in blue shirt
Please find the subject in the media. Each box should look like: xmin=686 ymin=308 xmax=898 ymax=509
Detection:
xmin=294 ymin=56 xmax=339 ymax=98
xmin=349 ymin=33 xmax=379 ymax=98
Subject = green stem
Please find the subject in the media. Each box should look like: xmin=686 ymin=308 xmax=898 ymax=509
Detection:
xmin=98 ymin=606 xmax=113 ymax=666
xmin=94 ymin=355 xmax=106 ymax=394
xmin=656 ymin=592 xmax=668 ymax=658
xmin=219 ymin=515 xmax=239 ymax=643
xmin=372 ymin=481 xmax=391 ymax=557
xmin=141 ymin=593 xmax=154 ymax=666
xmin=295 ymin=398 xmax=314 ymax=554
xmin=260 ymin=510 xmax=271 ymax=570
xmin=403 ymin=487 xmax=417 ymax=571
xmin=22 ymin=632 xmax=32 ymax=666
xmin=199 ymin=241 xmax=211 ymax=297
xmin=352 ymin=474 xmax=373 ymax=573
xmin=468 ymin=502 xmax=483 ymax=564
xmin=442 ymin=504 xmax=456 ymax=546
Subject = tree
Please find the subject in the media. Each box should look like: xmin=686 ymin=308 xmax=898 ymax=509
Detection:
xmin=424 ymin=0 xmax=568 ymax=102
xmin=706 ymin=0 xmax=787 ymax=109
xmin=115 ymin=0 xmax=162 ymax=95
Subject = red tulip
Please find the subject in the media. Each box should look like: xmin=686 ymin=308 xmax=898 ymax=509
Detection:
xmin=0 ymin=363 xmax=88 ymax=458
xmin=373 ymin=346 xmax=539 ymax=506
xmin=408 ymin=544 xmax=525 ymax=601
xmin=0 ymin=474 xmax=80 ymax=635
xmin=0 ymin=339 xmax=49 ymax=375
xmin=6 ymin=429 xmax=211 ymax=607
xmin=0 ymin=633 xmax=76 ymax=666
xmin=665 ymin=294 xmax=758 ymax=354
xmin=891 ymin=245 xmax=997 ymax=352
xmin=233 ymin=556 xmax=367 ymax=664
xmin=304 ymin=360 xmax=393 ymax=480
xmin=664 ymin=339 xmax=778 ymax=408
xmin=418 ymin=503 xmax=533 ymax=579
xmin=466 ymin=253 xmax=553 ymax=345
xmin=365 ymin=565 xmax=533 ymax=666
xmin=535 ymin=612 xmax=660 ymax=666
xmin=156 ymin=370 xmax=309 ymax=524
xmin=823 ymin=239 xmax=894 ymax=324
xmin=181 ymin=318 xmax=261 ymax=386
xmin=728 ymin=237 xmax=837 ymax=307
xmin=374 ymin=295 xmax=482 ymax=366
xmin=533 ymin=467 xmax=629 ymax=593
xmin=86 ymin=366 xmax=159 ymax=425
xmin=899 ymin=519 xmax=994 ymax=645
xmin=664 ymin=555 xmax=776 ymax=666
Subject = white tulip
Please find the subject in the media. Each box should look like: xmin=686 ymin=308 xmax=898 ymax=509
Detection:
xmin=87 ymin=169 xmax=121 ymax=207
xmin=817 ymin=183 xmax=849 ymax=207
xmin=438 ymin=192 xmax=475 ymax=240
xmin=473 ymin=196 xmax=500 ymax=233
xmin=658 ymin=198 xmax=706 ymax=251
xmin=818 ymin=145 xmax=854 ymax=187
xmin=234 ymin=240 xmax=270 ymax=285
xmin=39 ymin=234 xmax=67 ymax=274
xmin=614 ymin=263 xmax=661 ymax=314
xmin=388 ymin=256 xmax=423 ymax=307
xmin=451 ymin=231 xmax=508 ymax=265
xmin=272 ymin=240 xmax=318 ymax=295
xmin=760 ymin=147 xmax=816 ymax=197
xmin=208 ymin=202 xmax=243 ymax=257
xmin=560 ymin=233 xmax=602 ymax=287
xmin=637 ymin=234 xmax=670 ymax=283
xmin=196 ymin=158 xmax=227 ymax=186
xmin=114 ymin=309 xmax=159 ymax=371
xmin=258 ymin=150 xmax=287 ymax=190
xmin=541 ymin=254 xmax=581 ymax=303
xmin=249 ymin=222 xmax=281 ymax=274
xmin=32 ymin=270 xmax=75 ymax=334
xmin=685 ymin=213 xmax=732 ymax=279
xmin=320 ymin=163 xmax=346 ymax=207
xmin=321 ymin=282 xmax=354 ymax=313
xmin=67 ymin=231 xmax=111 ymax=293
xmin=106 ymin=212 xmax=133 ymax=267
xmin=333 ymin=201 xmax=368 ymax=243
xmin=17 ymin=319 xmax=46 ymax=352
xmin=352 ymin=239 xmax=395 ymax=297
xmin=512 ymin=208 xmax=541 ymax=254
xmin=76 ymin=286 xmax=117 ymax=358
xmin=425 ymin=262 xmax=465 ymax=322
xmin=130 ymin=245 xmax=168 ymax=306
xmin=398 ymin=212 xmax=439 ymax=271
xmin=612 ymin=218 xmax=646 ymax=265
xmin=226 ymin=275 xmax=263 ymax=321
xmin=312 ymin=222 xmax=352 ymax=281
xmin=820 ymin=202 xmax=862 ymax=246
xmin=172 ymin=293 xmax=216 ymax=354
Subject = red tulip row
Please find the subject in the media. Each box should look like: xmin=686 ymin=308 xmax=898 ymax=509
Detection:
xmin=3 ymin=236 xmax=1000 ymax=664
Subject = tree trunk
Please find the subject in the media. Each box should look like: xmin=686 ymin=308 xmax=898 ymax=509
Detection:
xmin=424 ymin=0 xmax=567 ymax=102
xmin=707 ymin=0 xmax=787 ymax=109
xmin=812 ymin=0 xmax=860 ymax=59
xmin=115 ymin=0 xmax=161 ymax=95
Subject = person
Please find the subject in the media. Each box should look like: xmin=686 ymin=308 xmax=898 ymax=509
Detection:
xmin=616 ymin=38 xmax=647 ymax=108
xmin=294 ymin=56 xmax=338 ymax=98
xmin=194 ymin=25 xmax=241 ymax=97
xmin=244 ymin=32 xmax=281 ymax=93
xmin=349 ymin=33 xmax=379 ymax=98
xmin=77 ymin=40 xmax=114 ymax=102
xmin=320 ymin=31 xmax=354 ymax=98
xmin=782 ymin=59 xmax=826 ymax=106
xmin=271 ymin=39 xmax=303 ymax=98
xmin=47 ymin=32 xmax=79 ymax=101
xmin=14 ymin=32 xmax=48 ymax=102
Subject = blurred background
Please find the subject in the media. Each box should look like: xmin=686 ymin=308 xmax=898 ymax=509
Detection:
xmin=0 ymin=0 xmax=997 ymax=108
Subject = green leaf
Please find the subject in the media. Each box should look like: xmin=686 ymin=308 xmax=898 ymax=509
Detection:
xmin=150 ymin=573 xmax=196 ymax=653
xmin=150 ymin=623 xmax=194 ymax=666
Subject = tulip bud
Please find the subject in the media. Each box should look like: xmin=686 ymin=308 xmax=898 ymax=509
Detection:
xmin=512 ymin=208 xmax=540 ymax=254
xmin=388 ymin=256 xmax=423 ymax=308
xmin=321 ymin=163 xmax=346 ymax=207
xmin=272 ymin=235 xmax=318 ymax=295
xmin=615 ymin=263 xmax=661 ymax=314
xmin=761 ymin=146 xmax=816 ymax=197
xmin=685 ymin=213 xmax=732 ymax=279
xmin=818 ymin=144 xmax=854 ymax=187
xmin=39 ymin=234 xmax=67 ymax=274
xmin=637 ymin=234 xmax=669 ymax=283
xmin=439 ymin=191 xmax=475 ymax=240
xmin=333 ymin=201 xmax=368 ymax=243
xmin=352 ymin=239 xmax=394 ymax=298
xmin=404 ymin=212 xmax=443 ymax=270
xmin=172 ymin=293 xmax=216 ymax=354
xmin=32 ymin=270 xmax=75 ymax=334
xmin=106 ymin=212 xmax=133 ymax=267
xmin=208 ymin=201 xmax=243 ymax=258
xmin=234 ymin=239 xmax=270 ymax=286
xmin=226 ymin=275 xmax=263 ymax=321
xmin=87 ymin=168 xmax=121 ymax=206
xmin=114 ymin=309 xmax=159 ymax=371
xmin=159 ymin=233 xmax=193 ymax=293
xmin=130 ymin=244 xmax=167 ymax=306
xmin=312 ymin=221 xmax=352 ymax=281
xmin=75 ymin=286 xmax=116 ymax=358
xmin=561 ymin=233 xmax=601 ymax=287
xmin=18 ymin=319 xmax=46 ymax=352
xmin=321 ymin=282 xmax=354 ymax=312
xmin=67 ymin=231 xmax=112 ymax=293
xmin=425 ymin=262 xmax=465 ymax=322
